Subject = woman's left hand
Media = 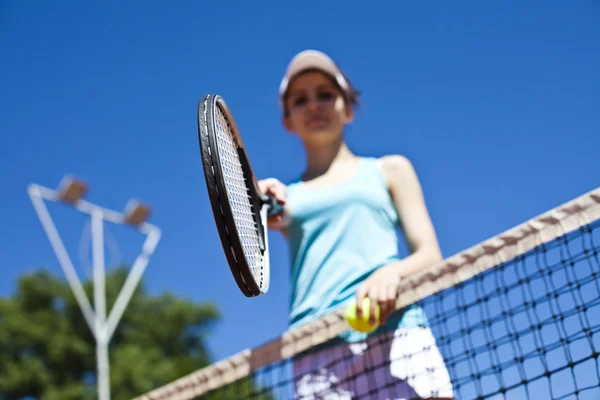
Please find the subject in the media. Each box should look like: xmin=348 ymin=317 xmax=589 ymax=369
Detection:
xmin=355 ymin=264 xmax=401 ymax=326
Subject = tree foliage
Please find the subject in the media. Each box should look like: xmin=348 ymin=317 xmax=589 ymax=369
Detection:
xmin=0 ymin=266 xmax=220 ymax=400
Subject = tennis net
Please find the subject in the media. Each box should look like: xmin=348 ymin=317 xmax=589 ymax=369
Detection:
xmin=134 ymin=188 xmax=600 ymax=399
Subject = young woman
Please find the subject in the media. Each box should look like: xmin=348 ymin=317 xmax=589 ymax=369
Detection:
xmin=259 ymin=50 xmax=454 ymax=399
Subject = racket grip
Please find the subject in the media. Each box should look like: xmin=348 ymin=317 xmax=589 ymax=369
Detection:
xmin=263 ymin=195 xmax=284 ymax=217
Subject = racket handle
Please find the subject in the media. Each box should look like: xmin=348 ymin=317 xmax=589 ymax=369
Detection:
xmin=262 ymin=195 xmax=285 ymax=217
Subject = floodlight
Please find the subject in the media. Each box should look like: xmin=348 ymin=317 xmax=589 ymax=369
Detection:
xmin=123 ymin=199 xmax=151 ymax=226
xmin=58 ymin=176 xmax=88 ymax=204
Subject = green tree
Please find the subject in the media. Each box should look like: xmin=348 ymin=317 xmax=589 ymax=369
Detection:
xmin=0 ymin=266 xmax=220 ymax=400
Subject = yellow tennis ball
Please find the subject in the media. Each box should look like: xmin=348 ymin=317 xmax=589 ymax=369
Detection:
xmin=345 ymin=297 xmax=380 ymax=333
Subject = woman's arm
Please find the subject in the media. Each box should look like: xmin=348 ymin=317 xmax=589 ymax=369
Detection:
xmin=379 ymin=154 xmax=443 ymax=277
xmin=355 ymin=154 xmax=442 ymax=324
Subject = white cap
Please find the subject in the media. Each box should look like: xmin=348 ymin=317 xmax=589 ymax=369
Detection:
xmin=278 ymin=50 xmax=349 ymax=99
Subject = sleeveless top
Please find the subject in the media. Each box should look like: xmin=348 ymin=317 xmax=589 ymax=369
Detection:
xmin=284 ymin=157 xmax=429 ymax=342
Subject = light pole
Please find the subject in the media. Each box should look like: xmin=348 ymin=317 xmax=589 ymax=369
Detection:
xmin=28 ymin=176 xmax=162 ymax=400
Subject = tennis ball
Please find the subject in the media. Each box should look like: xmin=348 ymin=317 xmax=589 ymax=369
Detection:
xmin=345 ymin=297 xmax=380 ymax=333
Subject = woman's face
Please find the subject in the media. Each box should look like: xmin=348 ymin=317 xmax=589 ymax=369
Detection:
xmin=283 ymin=71 xmax=353 ymax=146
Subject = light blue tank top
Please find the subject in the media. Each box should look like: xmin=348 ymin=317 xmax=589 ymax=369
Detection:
xmin=285 ymin=157 xmax=429 ymax=342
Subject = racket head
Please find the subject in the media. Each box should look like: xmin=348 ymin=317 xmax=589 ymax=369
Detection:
xmin=197 ymin=94 xmax=270 ymax=297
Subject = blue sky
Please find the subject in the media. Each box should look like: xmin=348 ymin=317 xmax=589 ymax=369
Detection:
xmin=1 ymin=0 xmax=599 ymax=386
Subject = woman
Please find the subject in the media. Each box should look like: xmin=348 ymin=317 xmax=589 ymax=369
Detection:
xmin=259 ymin=50 xmax=454 ymax=400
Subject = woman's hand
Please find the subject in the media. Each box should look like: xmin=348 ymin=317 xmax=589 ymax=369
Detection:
xmin=355 ymin=264 xmax=401 ymax=325
xmin=257 ymin=178 xmax=288 ymax=229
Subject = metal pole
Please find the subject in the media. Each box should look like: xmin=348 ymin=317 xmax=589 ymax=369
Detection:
xmin=97 ymin=336 xmax=110 ymax=400
xmin=92 ymin=210 xmax=110 ymax=400
xmin=105 ymin=227 xmax=161 ymax=339
xmin=28 ymin=185 xmax=97 ymax=337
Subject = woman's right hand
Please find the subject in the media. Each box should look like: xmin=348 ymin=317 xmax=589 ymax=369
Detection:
xmin=258 ymin=178 xmax=288 ymax=230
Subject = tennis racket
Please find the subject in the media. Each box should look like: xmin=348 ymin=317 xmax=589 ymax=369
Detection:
xmin=197 ymin=94 xmax=284 ymax=297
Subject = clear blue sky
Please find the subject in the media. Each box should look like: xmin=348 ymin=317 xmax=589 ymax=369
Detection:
xmin=1 ymin=0 xmax=599 ymax=386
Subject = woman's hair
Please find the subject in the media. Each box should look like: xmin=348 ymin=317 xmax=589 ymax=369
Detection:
xmin=281 ymin=68 xmax=361 ymax=116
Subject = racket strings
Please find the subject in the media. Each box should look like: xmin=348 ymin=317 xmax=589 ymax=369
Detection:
xmin=215 ymin=106 xmax=265 ymax=286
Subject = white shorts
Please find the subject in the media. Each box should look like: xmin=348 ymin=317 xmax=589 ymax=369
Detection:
xmin=293 ymin=327 xmax=454 ymax=399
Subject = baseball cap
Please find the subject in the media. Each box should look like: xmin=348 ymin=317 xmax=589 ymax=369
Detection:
xmin=278 ymin=50 xmax=350 ymax=100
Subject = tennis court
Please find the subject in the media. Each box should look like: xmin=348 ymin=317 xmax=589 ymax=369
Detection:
xmin=134 ymin=188 xmax=600 ymax=400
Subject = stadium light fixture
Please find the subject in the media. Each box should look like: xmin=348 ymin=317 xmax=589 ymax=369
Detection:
xmin=27 ymin=175 xmax=162 ymax=400
xmin=123 ymin=199 xmax=151 ymax=226
xmin=57 ymin=176 xmax=88 ymax=204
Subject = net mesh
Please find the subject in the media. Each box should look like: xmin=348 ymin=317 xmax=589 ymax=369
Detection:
xmin=214 ymin=104 xmax=264 ymax=287
xmin=134 ymin=188 xmax=600 ymax=400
